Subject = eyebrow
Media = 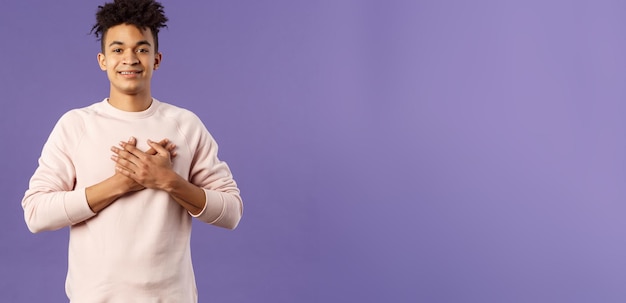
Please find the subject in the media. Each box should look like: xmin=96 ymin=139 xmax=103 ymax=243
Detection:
xmin=108 ymin=40 xmax=152 ymax=48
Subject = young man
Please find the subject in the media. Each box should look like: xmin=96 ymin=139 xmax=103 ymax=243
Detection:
xmin=21 ymin=0 xmax=243 ymax=301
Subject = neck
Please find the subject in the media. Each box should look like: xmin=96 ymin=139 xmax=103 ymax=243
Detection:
xmin=107 ymin=91 xmax=153 ymax=112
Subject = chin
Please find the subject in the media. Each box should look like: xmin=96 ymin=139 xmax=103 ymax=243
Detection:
xmin=115 ymin=86 xmax=144 ymax=95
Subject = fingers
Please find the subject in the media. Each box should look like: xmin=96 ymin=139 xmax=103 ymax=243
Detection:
xmin=145 ymin=138 xmax=168 ymax=155
xmin=114 ymin=163 xmax=134 ymax=177
xmin=144 ymin=139 xmax=177 ymax=157
xmin=110 ymin=148 xmax=138 ymax=176
xmin=111 ymin=137 xmax=141 ymax=167
xmin=147 ymin=139 xmax=171 ymax=157
xmin=110 ymin=152 xmax=135 ymax=167
xmin=165 ymin=141 xmax=177 ymax=158
xmin=110 ymin=137 xmax=176 ymax=168
xmin=119 ymin=140 xmax=149 ymax=162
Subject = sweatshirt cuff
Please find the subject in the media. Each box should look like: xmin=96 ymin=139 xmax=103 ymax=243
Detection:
xmin=63 ymin=188 xmax=96 ymax=224
xmin=190 ymin=189 xmax=224 ymax=223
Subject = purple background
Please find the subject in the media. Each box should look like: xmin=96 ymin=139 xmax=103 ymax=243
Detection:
xmin=2 ymin=0 xmax=626 ymax=302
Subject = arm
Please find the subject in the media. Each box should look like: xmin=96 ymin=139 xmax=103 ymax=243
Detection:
xmin=87 ymin=138 xmax=177 ymax=213
xmin=22 ymin=112 xmax=94 ymax=233
xmin=22 ymin=123 xmax=175 ymax=233
xmin=112 ymin=136 xmax=242 ymax=230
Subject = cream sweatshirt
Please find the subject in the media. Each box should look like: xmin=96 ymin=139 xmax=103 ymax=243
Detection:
xmin=22 ymin=99 xmax=243 ymax=302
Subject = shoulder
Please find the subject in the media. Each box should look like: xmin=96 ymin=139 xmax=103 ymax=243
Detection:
xmin=50 ymin=101 xmax=104 ymax=143
xmin=154 ymin=100 xmax=216 ymax=149
xmin=56 ymin=101 xmax=102 ymax=125
xmin=155 ymin=99 xmax=206 ymax=126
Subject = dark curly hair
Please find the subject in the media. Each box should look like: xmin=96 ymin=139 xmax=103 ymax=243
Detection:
xmin=91 ymin=0 xmax=168 ymax=52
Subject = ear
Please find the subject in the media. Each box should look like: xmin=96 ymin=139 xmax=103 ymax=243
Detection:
xmin=154 ymin=52 xmax=163 ymax=70
xmin=97 ymin=53 xmax=107 ymax=71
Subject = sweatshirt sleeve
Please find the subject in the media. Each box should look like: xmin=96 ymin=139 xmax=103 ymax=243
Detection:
xmin=22 ymin=112 xmax=96 ymax=233
xmin=183 ymin=114 xmax=243 ymax=229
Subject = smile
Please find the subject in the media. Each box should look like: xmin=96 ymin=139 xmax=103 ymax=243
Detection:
xmin=119 ymin=71 xmax=141 ymax=74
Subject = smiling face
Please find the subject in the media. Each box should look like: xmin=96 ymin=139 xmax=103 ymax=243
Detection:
xmin=97 ymin=23 xmax=162 ymax=103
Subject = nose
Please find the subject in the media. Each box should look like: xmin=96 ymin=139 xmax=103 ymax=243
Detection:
xmin=123 ymin=51 xmax=139 ymax=65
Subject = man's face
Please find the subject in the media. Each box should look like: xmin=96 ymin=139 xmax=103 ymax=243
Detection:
xmin=97 ymin=24 xmax=161 ymax=98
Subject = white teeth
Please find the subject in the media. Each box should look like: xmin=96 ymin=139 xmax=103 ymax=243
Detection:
xmin=120 ymin=71 xmax=140 ymax=74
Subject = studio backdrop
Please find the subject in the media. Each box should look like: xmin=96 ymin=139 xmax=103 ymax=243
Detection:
xmin=2 ymin=0 xmax=626 ymax=302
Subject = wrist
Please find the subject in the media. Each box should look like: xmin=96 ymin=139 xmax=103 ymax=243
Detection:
xmin=86 ymin=174 xmax=134 ymax=213
xmin=111 ymin=173 xmax=142 ymax=194
xmin=160 ymin=171 xmax=183 ymax=193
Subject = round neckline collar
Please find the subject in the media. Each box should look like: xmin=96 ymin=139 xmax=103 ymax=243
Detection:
xmin=101 ymin=98 xmax=160 ymax=119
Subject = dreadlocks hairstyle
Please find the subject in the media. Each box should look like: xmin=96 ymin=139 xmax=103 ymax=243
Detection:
xmin=91 ymin=0 xmax=168 ymax=52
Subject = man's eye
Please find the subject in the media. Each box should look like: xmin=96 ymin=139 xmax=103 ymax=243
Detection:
xmin=137 ymin=49 xmax=149 ymax=53
xmin=112 ymin=49 xmax=122 ymax=53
